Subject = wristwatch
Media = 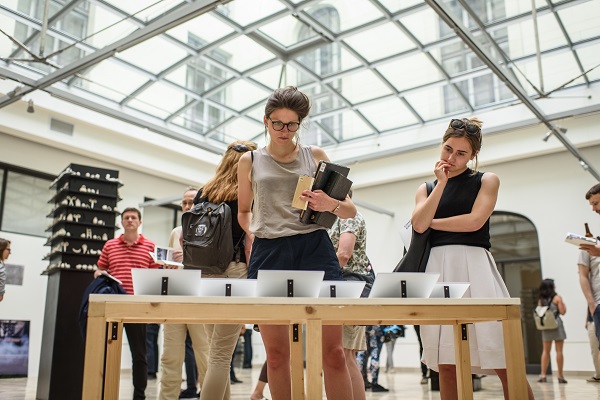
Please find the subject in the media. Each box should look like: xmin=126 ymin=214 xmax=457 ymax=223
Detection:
xmin=331 ymin=200 xmax=341 ymax=214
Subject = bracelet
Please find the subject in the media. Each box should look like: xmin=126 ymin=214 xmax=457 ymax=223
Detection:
xmin=331 ymin=200 xmax=341 ymax=214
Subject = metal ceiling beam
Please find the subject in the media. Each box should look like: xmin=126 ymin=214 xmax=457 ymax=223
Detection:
xmin=0 ymin=0 xmax=231 ymax=110
xmin=425 ymin=0 xmax=599 ymax=181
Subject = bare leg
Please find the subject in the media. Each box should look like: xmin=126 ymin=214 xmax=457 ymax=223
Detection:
xmin=322 ymin=325 xmax=353 ymax=400
xmin=438 ymin=364 xmax=458 ymax=400
xmin=495 ymin=369 xmax=535 ymax=400
xmin=540 ymin=340 xmax=552 ymax=378
xmin=259 ymin=325 xmax=291 ymax=400
xmin=555 ymin=340 xmax=565 ymax=379
xmin=344 ymin=348 xmax=365 ymax=400
xmin=250 ymin=380 xmax=267 ymax=400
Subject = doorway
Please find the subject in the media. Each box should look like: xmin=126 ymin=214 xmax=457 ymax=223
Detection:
xmin=489 ymin=212 xmax=543 ymax=374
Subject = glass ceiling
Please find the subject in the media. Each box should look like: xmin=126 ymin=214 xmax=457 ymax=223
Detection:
xmin=0 ymin=0 xmax=599 ymax=155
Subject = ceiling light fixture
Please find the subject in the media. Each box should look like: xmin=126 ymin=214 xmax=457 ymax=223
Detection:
xmin=27 ymin=99 xmax=35 ymax=113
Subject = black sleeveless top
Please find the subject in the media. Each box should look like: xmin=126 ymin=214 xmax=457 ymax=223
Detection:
xmin=429 ymin=169 xmax=491 ymax=250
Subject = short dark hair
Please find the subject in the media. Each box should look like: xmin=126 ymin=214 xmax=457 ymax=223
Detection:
xmin=0 ymin=238 xmax=11 ymax=261
xmin=586 ymin=183 xmax=600 ymax=200
xmin=121 ymin=207 xmax=142 ymax=220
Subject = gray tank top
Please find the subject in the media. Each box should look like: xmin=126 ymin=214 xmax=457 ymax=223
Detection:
xmin=251 ymin=146 xmax=324 ymax=239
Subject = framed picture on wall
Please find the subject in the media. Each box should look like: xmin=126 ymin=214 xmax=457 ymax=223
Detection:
xmin=0 ymin=320 xmax=30 ymax=377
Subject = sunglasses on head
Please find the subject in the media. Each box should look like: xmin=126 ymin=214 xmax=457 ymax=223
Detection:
xmin=449 ymin=119 xmax=480 ymax=135
xmin=230 ymin=144 xmax=250 ymax=153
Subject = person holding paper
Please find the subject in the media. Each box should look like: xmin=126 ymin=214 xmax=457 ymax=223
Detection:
xmin=195 ymin=140 xmax=256 ymax=400
xmin=94 ymin=207 xmax=160 ymax=400
xmin=237 ymin=86 xmax=357 ymax=400
xmin=159 ymin=187 xmax=209 ymax=400
xmin=578 ymin=183 xmax=600 ymax=383
xmin=411 ymin=118 xmax=534 ymax=400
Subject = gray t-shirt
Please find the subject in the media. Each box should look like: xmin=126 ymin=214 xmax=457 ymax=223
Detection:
xmin=578 ymin=250 xmax=600 ymax=304
xmin=250 ymin=146 xmax=323 ymax=239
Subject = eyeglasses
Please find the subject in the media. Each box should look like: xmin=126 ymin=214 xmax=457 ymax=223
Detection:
xmin=449 ymin=119 xmax=480 ymax=135
xmin=230 ymin=144 xmax=250 ymax=153
xmin=268 ymin=117 xmax=300 ymax=132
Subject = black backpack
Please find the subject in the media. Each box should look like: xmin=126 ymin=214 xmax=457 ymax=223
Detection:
xmin=182 ymin=199 xmax=234 ymax=274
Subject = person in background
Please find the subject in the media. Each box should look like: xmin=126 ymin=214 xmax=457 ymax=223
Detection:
xmin=250 ymin=361 xmax=269 ymax=400
xmin=238 ymin=86 xmax=357 ymax=400
xmin=242 ymin=324 xmax=253 ymax=369
xmin=146 ymin=324 xmax=160 ymax=380
xmin=579 ymin=182 xmax=600 ymax=383
xmin=95 ymin=207 xmax=160 ymax=400
xmin=357 ymin=325 xmax=388 ymax=393
xmin=0 ymin=238 xmax=11 ymax=302
xmin=328 ymin=191 xmax=374 ymax=399
xmin=412 ymin=118 xmax=534 ymax=400
xmin=536 ymin=278 xmax=567 ymax=383
xmin=414 ymin=325 xmax=430 ymax=385
xmin=197 ymin=140 xmax=256 ymax=400
xmin=159 ymin=187 xmax=209 ymax=400
xmin=586 ymin=311 xmax=600 ymax=382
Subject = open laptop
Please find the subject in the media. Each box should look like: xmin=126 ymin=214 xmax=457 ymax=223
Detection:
xmin=368 ymin=272 xmax=439 ymax=298
xmin=255 ymin=270 xmax=324 ymax=298
xmin=429 ymin=283 xmax=470 ymax=299
xmin=132 ymin=269 xmax=202 ymax=296
xmin=199 ymin=278 xmax=257 ymax=297
xmin=319 ymin=280 xmax=366 ymax=298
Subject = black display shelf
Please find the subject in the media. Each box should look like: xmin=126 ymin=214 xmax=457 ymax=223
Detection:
xmin=48 ymin=188 xmax=122 ymax=203
xmin=39 ymin=163 xmax=122 ymax=400
xmin=47 ymin=204 xmax=120 ymax=218
xmin=45 ymin=220 xmax=117 ymax=233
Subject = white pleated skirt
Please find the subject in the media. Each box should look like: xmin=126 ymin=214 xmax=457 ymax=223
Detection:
xmin=421 ymin=245 xmax=510 ymax=374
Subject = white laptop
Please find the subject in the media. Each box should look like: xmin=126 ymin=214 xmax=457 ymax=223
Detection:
xmin=132 ymin=269 xmax=202 ymax=296
xmin=429 ymin=283 xmax=470 ymax=299
xmin=368 ymin=272 xmax=439 ymax=298
xmin=199 ymin=278 xmax=257 ymax=297
xmin=256 ymin=270 xmax=324 ymax=298
xmin=319 ymin=280 xmax=366 ymax=298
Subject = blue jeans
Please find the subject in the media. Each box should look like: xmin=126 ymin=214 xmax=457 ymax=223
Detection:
xmin=593 ymin=304 xmax=600 ymax=350
xmin=184 ymin=332 xmax=198 ymax=390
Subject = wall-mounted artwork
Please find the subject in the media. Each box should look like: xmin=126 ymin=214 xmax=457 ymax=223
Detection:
xmin=4 ymin=263 xmax=24 ymax=286
xmin=0 ymin=320 xmax=29 ymax=377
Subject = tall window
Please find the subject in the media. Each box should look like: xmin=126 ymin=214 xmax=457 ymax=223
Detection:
xmin=298 ymin=6 xmax=342 ymax=144
xmin=15 ymin=0 xmax=89 ymax=72
xmin=0 ymin=164 xmax=54 ymax=237
xmin=440 ymin=0 xmax=513 ymax=113
xmin=185 ymin=33 xmax=229 ymax=139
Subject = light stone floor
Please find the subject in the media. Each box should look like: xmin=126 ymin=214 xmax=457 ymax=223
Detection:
xmin=1 ymin=367 xmax=600 ymax=399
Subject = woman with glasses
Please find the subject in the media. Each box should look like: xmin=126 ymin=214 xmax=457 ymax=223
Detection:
xmin=192 ymin=140 xmax=257 ymax=400
xmin=0 ymin=238 xmax=10 ymax=302
xmin=238 ymin=86 xmax=357 ymax=400
xmin=412 ymin=118 xmax=534 ymax=400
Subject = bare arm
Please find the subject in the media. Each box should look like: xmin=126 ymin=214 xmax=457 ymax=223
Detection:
xmin=237 ymin=153 xmax=255 ymax=257
xmin=429 ymin=172 xmax=500 ymax=233
xmin=579 ymin=264 xmax=598 ymax=315
xmin=580 ymin=243 xmax=600 ymax=257
xmin=553 ymin=295 xmax=567 ymax=315
xmin=336 ymin=232 xmax=357 ymax=269
xmin=301 ymin=146 xmax=357 ymax=219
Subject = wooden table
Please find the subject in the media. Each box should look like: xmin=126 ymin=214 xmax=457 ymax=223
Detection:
xmin=82 ymin=295 xmax=528 ymax=400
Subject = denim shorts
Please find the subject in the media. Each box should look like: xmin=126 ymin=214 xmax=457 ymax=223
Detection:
xmin=248 ymin=229 xmax=342 ymax=281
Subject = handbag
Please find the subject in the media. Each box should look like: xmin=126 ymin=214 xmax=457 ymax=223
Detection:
xmin=393 ymin=182 xmax=435 ymax=273
xmin=342 ymin=267 xmax=375 ymax=298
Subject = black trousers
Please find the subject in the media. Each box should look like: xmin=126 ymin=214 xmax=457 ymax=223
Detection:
xmin=124 ymin=323 xmax=148 ymax=400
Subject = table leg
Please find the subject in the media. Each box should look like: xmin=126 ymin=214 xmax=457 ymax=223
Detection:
xmin=454 ymin=324 xmax=473 ymax=400
xmin=305 ymin=319 xmax=323 ymax=400
xmin=104 ymin=321 xmax=124 ymax=399
xmin=82 ymin=316 xmax=107 ymax=400
xmin=290 ymin=324 xmax=305 ymax=400
xmin=503 ymin=310 xmax=529 ymax=399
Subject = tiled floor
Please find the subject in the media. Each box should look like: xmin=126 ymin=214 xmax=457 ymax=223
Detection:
xmin=1 ymin=367 xmax=600 ymax=399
